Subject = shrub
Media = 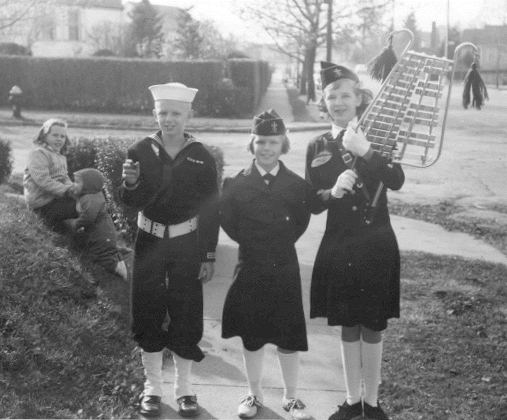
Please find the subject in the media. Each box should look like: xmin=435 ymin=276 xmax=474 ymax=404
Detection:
xmin=66 ymin=136 xmax=225 ymax=244
xmin=0 ymin=42 xmax=30 ymax=56
xmin=0 ymin=139 xmax=13 ymax=185
xmin=204 ymin=79 xmax=253 ymax=117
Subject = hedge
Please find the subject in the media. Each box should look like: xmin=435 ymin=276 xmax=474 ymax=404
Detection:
xmin=0 ymin=56 xmax=272 ymax=117
xmin=0 ymin=139 xmax=13 ymax=185
xmin=228 ymin=59 xmax=272 ymax=111
xmin=66 ymin=136 xmax=224 ymax=244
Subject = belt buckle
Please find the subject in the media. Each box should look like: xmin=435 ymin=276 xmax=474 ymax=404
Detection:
xmin=151 ymin=221 xmax=166 ymax=238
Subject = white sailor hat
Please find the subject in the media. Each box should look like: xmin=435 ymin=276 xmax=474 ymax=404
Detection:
xmin=148 ymin=82 xmax=198 ymax=103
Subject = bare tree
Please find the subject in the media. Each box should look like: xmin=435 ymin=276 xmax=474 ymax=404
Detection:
xmin=0 ymin=0 xmax=56 ymax=49
xmin=88 ymin=21 xmax=126 ymax=56
xmin=0 ymin=0 xmax=39 ymax=31
xmin=241 ymin=0 xmax=331 ymax=101
xmin=240 ymin=0 xmax=389 ymax=102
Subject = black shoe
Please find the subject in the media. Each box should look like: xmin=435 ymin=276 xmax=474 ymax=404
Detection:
xmin=363 ymin=401 xmax=389 ymax=420
xmin=139 ymin=395 xmax=162 ymax=417
xmin=329 ymin=400 xmax=363 ymax=420
xmin=177 ymin=395 xmax=200 ymax=418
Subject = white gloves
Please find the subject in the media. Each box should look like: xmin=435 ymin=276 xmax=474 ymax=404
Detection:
xmin=343 ymin=123 xmax=371 ymax=157
xmin=331 ymin=169 xmax=358 ymax=198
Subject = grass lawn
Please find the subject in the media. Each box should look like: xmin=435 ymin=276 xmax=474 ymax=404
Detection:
xmin=385 ymin=253 xmax=507 ymax=420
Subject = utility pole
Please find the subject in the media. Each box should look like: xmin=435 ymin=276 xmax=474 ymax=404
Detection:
xmin=444 ymin=0 xmax=449 ymax=57
xmin=326 ymin=0 xmax=333 ymax=62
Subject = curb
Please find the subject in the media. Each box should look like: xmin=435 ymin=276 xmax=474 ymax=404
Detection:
xmin=0 ymin=118 xmax=330 ymax=134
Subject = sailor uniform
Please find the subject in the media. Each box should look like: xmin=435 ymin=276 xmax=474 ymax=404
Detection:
xmin=120 ymin=131 xmax=219 ymax=361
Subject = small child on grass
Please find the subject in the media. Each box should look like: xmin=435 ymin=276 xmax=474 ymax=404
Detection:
xmin=69 ymin=168 xmax=128 ymax=281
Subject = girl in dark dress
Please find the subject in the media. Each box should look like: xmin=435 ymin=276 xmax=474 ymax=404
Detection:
xmin=306 ymin=62 xmax=405 ymax=420
xmin=220 ymin=110 xmax=313 ymax=420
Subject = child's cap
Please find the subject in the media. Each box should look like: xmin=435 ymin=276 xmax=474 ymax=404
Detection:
xmin=320 ymin=61 xmax=359 ymax=90
xmin=251 ymin=109 xmax=286 ymax=136
xmin=74 ymin=168 xmax=105 ymax=193
xmin=149 ymin=82 xmax=198 ymax=103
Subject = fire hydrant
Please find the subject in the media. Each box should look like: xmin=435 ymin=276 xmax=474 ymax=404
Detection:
xmin=8 ymin=85 xmax=23 ymax=119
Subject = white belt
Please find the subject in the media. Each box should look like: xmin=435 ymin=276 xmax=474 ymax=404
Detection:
xmin=137 ymin=213 xmax=197 ymax=239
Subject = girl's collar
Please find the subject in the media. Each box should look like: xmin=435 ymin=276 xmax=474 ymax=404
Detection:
xmin=42 ymin=142 xmax=62 ymax=154
xmin=331 ymin=116 xmax=358 ymax=139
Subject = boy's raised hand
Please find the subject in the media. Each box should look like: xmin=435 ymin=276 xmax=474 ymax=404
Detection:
xmin=122 ymin=159 xmax=140 ymax=186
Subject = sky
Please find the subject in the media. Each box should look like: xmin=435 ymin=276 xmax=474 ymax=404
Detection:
xmin=126 ymin=0 xmax=507 ymax=41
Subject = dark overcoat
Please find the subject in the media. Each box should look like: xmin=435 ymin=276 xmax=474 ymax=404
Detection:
xmin=306 ymin=132 xmax=405 ymax=331
xmin=220 ymin=160 xmax=312 ymax=351
xmin=75 ymin=191 xmax=121 ymax=272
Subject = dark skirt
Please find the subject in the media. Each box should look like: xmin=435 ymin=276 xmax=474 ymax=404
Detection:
xmin=310 ymin=224 xmax=400 ymax=331
xmin=222 ymin=257 xmax=308 ymax=352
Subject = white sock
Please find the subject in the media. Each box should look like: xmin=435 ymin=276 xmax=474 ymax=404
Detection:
xmin=242 ymin=347 xmax=265 ymax=401
xmin=141 ymin=350 xmax=164 ymax=397
xmin=340 ymin=340 xmax=362 ymax=405
xmin=173 ymin=352 xmax=193 ymax=400
xmin=277 ymin=351 xmax=299 ymax=402
xmin=362 ymin=340 xmax=383 ymax=407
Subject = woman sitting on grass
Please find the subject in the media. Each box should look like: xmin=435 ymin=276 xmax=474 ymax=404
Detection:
xmin=23 ymin=118 xmax=78 ymax=233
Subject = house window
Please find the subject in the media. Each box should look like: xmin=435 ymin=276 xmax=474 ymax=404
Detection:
xmin=41 ymin=17 xmax=55 ymax=41
xmin=68 ymin=9 xmax=80 ymax=41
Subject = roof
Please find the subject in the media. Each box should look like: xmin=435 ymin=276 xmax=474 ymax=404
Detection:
xmin=462 ymin=25 xmax=507 ymax=45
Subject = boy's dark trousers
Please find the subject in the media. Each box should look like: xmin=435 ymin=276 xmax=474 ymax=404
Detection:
xmin=131 ymin=229 xmax=204 ymax=362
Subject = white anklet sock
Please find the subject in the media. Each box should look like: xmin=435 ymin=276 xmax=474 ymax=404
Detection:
xmin=142 ymin=350 xmax=164 ymax=397
xmin=173 ymin=352 xmax=193 ymax=400
xmin=341 ymin=340 xmax=362 ymax=405
xmin=242 ymin=347 xmax=265 ymax=401
xmin=277 ymin=351 xmax=299 ymax=401
xmin=362 ymin=340 xmax=383 ymax=407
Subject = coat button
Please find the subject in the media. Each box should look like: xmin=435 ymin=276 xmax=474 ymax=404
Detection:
xmin=352 ymin=206 xmax=357 ymax=211
xmin=348 ymin=262 xmax=352 ymax=267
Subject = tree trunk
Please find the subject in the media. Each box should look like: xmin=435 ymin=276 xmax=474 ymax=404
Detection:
xmin=300 ymin=56 xmax=307 ymax=95
xmin=306 ymin=44 xmax=317 ymax=102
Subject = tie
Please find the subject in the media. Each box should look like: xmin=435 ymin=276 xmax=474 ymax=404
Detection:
xmin=263 ymin=173 xmax=275 ymax=187
xmin=336 ymin=130 xmax=353 ymax=166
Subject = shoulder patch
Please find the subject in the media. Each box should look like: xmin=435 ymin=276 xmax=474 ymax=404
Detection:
xmin=311 ymin=152 xmax=333 ymax=167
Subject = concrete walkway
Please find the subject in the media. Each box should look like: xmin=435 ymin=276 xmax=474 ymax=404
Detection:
xmin=256 ymin=74 xmax=294 ymax=123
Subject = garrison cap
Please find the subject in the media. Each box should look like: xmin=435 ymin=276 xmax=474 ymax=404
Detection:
xmin=320 ymin=61 xmax=359 ymax=89
xmin=251 ymin=109 xmax=286 ymax=136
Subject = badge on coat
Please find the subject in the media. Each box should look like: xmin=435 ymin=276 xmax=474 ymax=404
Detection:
xmin=311 ymin=152 xmax=333 ymax=167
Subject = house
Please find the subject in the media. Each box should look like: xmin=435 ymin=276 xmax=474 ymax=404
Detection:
xmin=462 ymin=25 xmax=507 ymax=85
xmin=0 ymin=0 xmax=124 ymax=57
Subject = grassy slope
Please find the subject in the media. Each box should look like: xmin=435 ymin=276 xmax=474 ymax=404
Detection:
xmin=0 ymin=190 xmax=142 ymax=419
